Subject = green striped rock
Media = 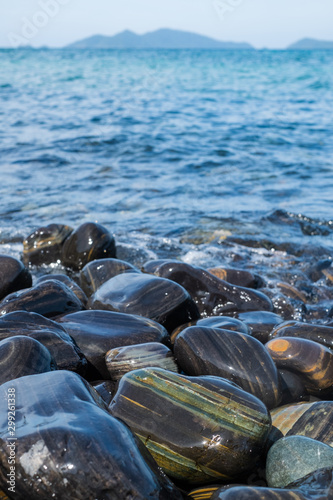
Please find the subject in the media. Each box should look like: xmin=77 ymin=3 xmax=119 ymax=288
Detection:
xmin=109 ymin=368 xmax=271 ymax=485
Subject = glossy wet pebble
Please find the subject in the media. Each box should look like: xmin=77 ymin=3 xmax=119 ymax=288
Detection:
xmin=0 ymin=255 xmax=32 ymax=301
xmin=143 ymin=260 xmax=273 ymax=316
xmin=278 ymin=369 xmax=308 ymax=405
xmin=266 ymin=337 xmax=333 ymax=395
xmin=270 ymin=401 xmax=333 ymax=447
xmin=80 ymin=258 xmax=139 ymax=296
xmin=174 ymin=326 xmax=281 ymax=409
xmin=196 ymin=316 xmax=250 ymax=334
xmin=0 ymin=335 xmax=56 ymax=385
xmin=59 ymin=310 xmax=169 ymax=379
xmin=0 ymin=279 xmax=83 ymax=318
xmin=0 ymin=371 xmax=183 ymax=499
xmin=23 ymin=223 xmax=73 ymax=266
xmin=88 ymin=272 xmax=200 ymax=333
xmin=61 ymin=222 xmax=116 ymax=270
xmin=237 ymin=311 xmax=284 ymax=343
xmin=269 ymin=320 xmax=333 ymax=349
xmin=0 ymin=311 xmax=87 ymax=375
xmin=208 ymin=267 xmax=263 ymax=288
xmin=110 ymin=367 xmax=271 ymax=485
xmin=37 ymin=274 xmax=88 ymax=307
xmin=106 ymin=342 xmax=179 ymax=381
xmin=266 ymin=436 xmax=333 ymax=488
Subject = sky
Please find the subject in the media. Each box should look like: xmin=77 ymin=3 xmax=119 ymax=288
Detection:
xmin=1 ymin=0 xmax=333 ymax=49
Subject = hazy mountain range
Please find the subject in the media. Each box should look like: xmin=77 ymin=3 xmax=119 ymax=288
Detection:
xmin=287 ymin=37 xmax=333 ymax=49
xmin=66 ymin=29 xmax=254 ymax=50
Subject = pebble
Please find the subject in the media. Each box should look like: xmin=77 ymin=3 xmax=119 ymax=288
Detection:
xmin=174 ymin=326 xmax=281 ymax=409
xmin=0 ymin=255 xmax=32 ymax=300
xmin=59 ymin=309 xmax=169 ymax=379
xmin=266 ymin=436 xmax=333 ymax=488
xmin=23 ymin=223 xmax=73 ymax=266
xmin=80 ymin=257 xmax=139 ymax=296
xmin=110 ymin=367 xmax=271 ymax=485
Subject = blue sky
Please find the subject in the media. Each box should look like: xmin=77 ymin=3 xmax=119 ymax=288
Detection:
xmin=2 ymin=0 xmax=333 ymax=48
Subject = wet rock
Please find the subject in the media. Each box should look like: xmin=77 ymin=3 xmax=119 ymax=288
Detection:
xmin=110 ymin=368 xmax=271 ymax=485
xmin=106 ymin=342 xmax=179 ymax=382
xmin=0 ymin=335 xmax=56 ymax=385
xmin=269 ymin=320 xmax=333 ymax=349
xmin=0 ymin=311 xmax=87 ymax=375
xmin=197 ymin=316 xmax=250 ymax=334
xmin=208 ymin=267 xmax=264 ymax=288
xmin=266 ymin=337 xmax=333 ymax=396
xmin=59 ymin=310 xmax=169 ymax=379
xmin=143 ymin=260 xmax=273 ymax=316
xmin=0 ymin=371 xmax=183 ymax=500
xmin=88 ymin=272 xmax=200 ymax=333
xmin=174 ymin=326 xmax=281 ymax=409
xmin=23 ymin=223 xmax=73 ymax=266
xmin=237 ymin=311 xmax=284 ymax=343
xmin=0 ymin=280 xmax=83 ymax=318
xmin=91 ymin=380 xmax=114 ymax=405
xmin=37 ymin=274 xmax=88 ymax=307
xmin=278 ymin=369 xmax=308 ymax=405
xmin=269 ymin=401 xmax=333 ymax=447
xmin=266 ymin=436 xmax=333 ymax=488
xmin=61 ymin=222 xmax=116 ymax=271
xmin=188 ymin=485 xmax=221 ymax=499
xmin=80 ymin=258 xmax=139 ymax=296
xmin=277 ymin=283 xmax=308 ymax=303
xmin=210 ymin=485 xmax=309 ymax=499
xmin=0 ymin=255 xmax=32 ymax=301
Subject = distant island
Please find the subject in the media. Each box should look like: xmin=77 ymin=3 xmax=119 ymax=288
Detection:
xmin=65 ymin=29 xmax=254 ymax=50
xmin=287 ymin=38 xmax=333 ymax=50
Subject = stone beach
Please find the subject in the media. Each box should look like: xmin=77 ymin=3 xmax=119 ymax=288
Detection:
xmin=0 ymin=221 xmax=333 ymax=499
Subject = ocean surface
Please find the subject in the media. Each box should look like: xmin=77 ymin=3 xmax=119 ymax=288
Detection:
xmin=0 ymin=48 xmax=333 ymax=281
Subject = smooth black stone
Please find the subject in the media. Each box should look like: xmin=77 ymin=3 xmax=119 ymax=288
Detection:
xmin=0 ymin=280 xmax=84 ymax=318
xmin=237 ymin=311 xmax=284 ymax=343
xmin=278 ymin=369 xmax=309 ymax=406
xmin=0 ymin=335 xmax=57 ymax=385
xmin=0 ymin=255 xmax=32 ymax=301
xmin=269 ymin=320 xmax=333 ymax=349
xmin=23 ymin=223 xmax=73 ymax=266
xmin=80 ymin=258 xmax=139 ymax=296
xmin=59 ymin=310 xmax=170 ymax=379
xmin=142 ymin=260 xmax=273 ymax=316
xmin=196 ymin=316 xmax=250 ymax=334
xmin=0 ymin=311 xmax=88 ymax=375
xmin=0 ymin=371 xmax=183 ymax=500
xmin=37 ymin=274 xmax=88 ymax=307
xmin=91 ymin=380 xmax=114 ymax=405
xmin=174 ymin=326 xmax=281 ymax=409
xmin=88 ymin=273 xmax=200 ymax=333
xmin=208 ymin=267 xmax=264 ymax=288
xmin=210 ymin=485 xmax=309 ymax=499
xmin=61 ymin=222 xmax=116 ymax=271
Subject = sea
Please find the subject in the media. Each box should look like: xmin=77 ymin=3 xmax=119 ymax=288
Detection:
xmin=0 ymin=48 xmax=333 ymax=299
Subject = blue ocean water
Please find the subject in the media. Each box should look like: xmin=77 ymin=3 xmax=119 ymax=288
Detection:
xmin=0 ymin=48 xmax=333 ymax=265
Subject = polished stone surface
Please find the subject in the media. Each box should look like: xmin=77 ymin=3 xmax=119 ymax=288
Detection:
xmin=0 ymin=311 xmax=87 ymax=375
xmin=0 ymin=254 xmax=32 ymax=301
xmin=0 ymin=371 xmax=183 ymax=499
xmin=61 ymin=222 xmax=116 ymax=270
xmin=106 ymin=342 xmax=179 ymax=381
xmin=266 ymin=336 xmax=333 ymax=395
xmin=59 ymin=310 xmax=169 ymax=379
xmin=237 ymin=311 xmax=284 ymax=343
xmin=0 ymin=280 xmax=83 ymax=318
xmin=110 ymin=367 xmax=271 ymax=485
xmin=23 ymin=223 xmax=73 ymax=266
xmin=88 ymin=272 xmax=200 ymax=333
xmin=80 ymin=258 xmax=139 ymax=296
xmin=174 ymin=326 xmax=281 ymax=409
xmin=142 ymin=260 xmax=273 ymax=316
xmin=37 ymin=274 xmax=88 ymax=307
xmin=266 ymin=436 xmax=333 ymax=488
xmin=0 ymin=335 xmax=57 ymax=385
xmin=269 ymin=320 xmax=333 ymax=349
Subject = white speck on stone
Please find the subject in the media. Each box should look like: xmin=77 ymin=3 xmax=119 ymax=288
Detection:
xmin=20 ymin=440 xmax=51 ymax=476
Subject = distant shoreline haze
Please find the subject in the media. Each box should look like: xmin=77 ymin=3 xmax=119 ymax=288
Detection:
xmin=3 ymin=29 xmax=333 ymax=50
